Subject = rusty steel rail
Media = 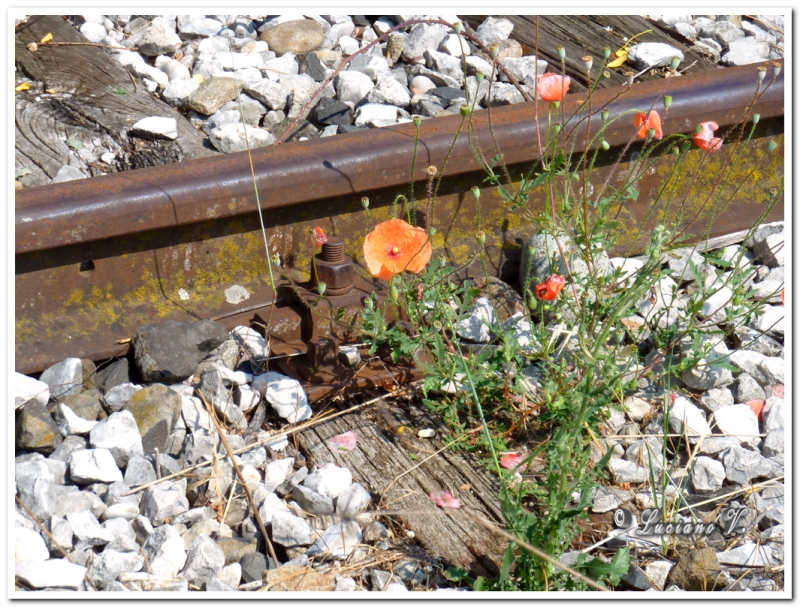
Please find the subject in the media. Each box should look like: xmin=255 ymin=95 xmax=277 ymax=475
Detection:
xmin=16 ymin=61 xmax=784 ymax=389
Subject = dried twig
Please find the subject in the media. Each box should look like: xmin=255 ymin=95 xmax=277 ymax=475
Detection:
xmin=197 ymin=389 xmax=279 ymax=566
xmin=14 ymin=495 xmax=74 ymax=562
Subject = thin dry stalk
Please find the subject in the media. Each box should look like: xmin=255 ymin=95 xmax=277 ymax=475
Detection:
xmin=123 ymin=389 xmax=411 ymax=497
xmin=14 ymin=495 xmax=73 ymax=562
xmin=198 ymin=389 xmax=279 ymax=566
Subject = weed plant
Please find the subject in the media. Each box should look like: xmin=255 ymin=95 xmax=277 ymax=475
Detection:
xmin=239 ymin=17 xmax=784 ymax=592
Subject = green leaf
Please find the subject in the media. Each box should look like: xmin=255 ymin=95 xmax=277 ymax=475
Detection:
xmin=443 ymin=567 xmax=473 ymax=583
xmin=113 ymin=88 xmax=128 ymax=94
xmin=498 ymin=543 xmax=516 ymax=583
xmin=576 ymin=546 xmax=630 ymax=586
xmin=66 ymin=139 xmax=83 ymax=150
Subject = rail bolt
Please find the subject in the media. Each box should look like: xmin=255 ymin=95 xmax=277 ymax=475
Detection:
xmin=312 ymin=236 xmax=354 ymax=296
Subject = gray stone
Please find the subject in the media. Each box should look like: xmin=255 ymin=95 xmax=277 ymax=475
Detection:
xmin=53 ymin=403 xmax=98 ymax=437
xmin=178 ymin=17 xmax=224 ymax=38
xmin=335 ymin=70 xmax=374 ymax=106
xmin=15 ymin=526 xmax=49 ymax=563
xmin=89 ymin=410 xmax=143 ymax=468
xmin=138 ymin=21 xmax=182 ymax=56
xmin=627 ymin=43 xmax=685 ymax=70
xmin=88 ymin=549 xmax=145 ymax=589
xmin=501 ymin=56 xmax=548 ymax=87
xmin=669 ymin=397 xmax=712 ymax=443
xmin=713 ymin=404 xmax=760 ymax=447
xmin=761 ymin=429 xmax=783 ymax=460
xmin=40 ymin=358 xmax=84 ymax=400
xmin=181 ymin=535 xmax=226 ymax=583
xmin=355 ymin=103 xmax=398 ymax=127
xmin=240 ymin=552 xmax=267 ymax=583
xmin=456 ymin=297 xmax=496 ymax=343
xmin=209 ymin=123 xmax=275 ymax=153
xmin=103 ymin=502 xmax=139 ymax=521
xmin=264 ymin=458 xmax=294 ymax=492
xmin=402 ymin=23 xmax=450 ymax=62
xmin=751 ymin=305 xmax=784 ymax=337
xmin=409 ymin=64 xmax=461 ymax=88
xmin=184 ymin=77 xmax=240 ymax=115
xmin=763 ymin=397 xmax=783 ymax=433
xmin=366 ymin=76 xmax=411 ymax=107
xmin=745 ymin=222 xmax=783 ymax=249
xmin=717 ymin=541 xmax=776 ymax=567
xmin=722 ymin=37 xmax=770 ymax=65
xmin=304 ymin=462 xmax=352 ymax=499
xmin=620 ymin=563 xmax=654 ymax=590
xmin=591 ymin=486 xmax=634 ymax=513
xmin=253 ymin=372 xmax=312 ymax=423
xmin=363 ymin=520 xmax=391 ymax=543
xmin=51 ymin=165 xmax=87 ymax=183
xmin=409 ymin=74 xmax=436 ymax=95
xmin=720 ymin=444 xmax=782 ymax=485
xmin=216 ymin=536 xmax=258 ymax=566
xmin=129 ymin=116 xmax=178 ymax=140
xmin=15 ymin=559 xmax=87 ymax=590
xmin=732 ymin=374 xmax=766 ymax=404
xmin=16 ymin=401 xmax=63 ymax=455
xmin=123 ymin=454 xmax=158 ymax=488
xmin=262 ymin=53 xmax=300 ymax=82
xmin=103 ymin=383 xmax=142 ymax=414
xmin=335 ymin=576 xmax=357 ymax=591
xmin=370 ymin=569 xmax=395 ymax=590
xmin=608 ymin=459 xmax=649 ymax=483
xmin=751 ymin=487 xmax=784 ymax=529
xmin=218 ymin=562 xmax=241 ymax=589
xmin=321 ymin=20 xmax=355 ymax=50
xmin=141 ymin=480 xmax=190 ymax=526
xmin=66 ymin=510 xmax=115 ymax=549
xmin=424 ymin=49 xmax=464 ymax=82
xmin=439 ymin=33 xmax=470 ymax=57
xmin=691 ymin=456 xmax=725 ymax=493
xmin=52 ymin=489 xmax=106 ymax=519
xmin=15 ymin=372 xmax=50 ymax=410
xmin=292 ymin=485 xmax=334 ymax=515
xmin=221 ymin=95 xmax=267 ymax=126
xmin=44 ymin=515 xmax=73 ymax=556
xmin=59 ymin=389 xmax=104 ymax=422
xmin=199 ymin=369 xmax=244 ymax=427
xmin=307 ymin=520 xmax=362 ymax=559
xmin=133 ymin=320 xmax=230 ymax=381
xmin=69 ymin=448 xmax=123 ymax=484
xmin=645 ymin=561 xmax=673 ymax=591
xmin=244 ymin=79 xmax=288 ymax=110
xmin=205 ymin=577 xmax=235 ymax=591
xmin=143 ymin=524 xmax=187 ymax=577
xmin=271 ymin=512 xmax=313 ymax=547
xmin=694 ymin=17 xmax=746 ymax=49
xmin=622 ymin=396 xmax=652 ymax=422
xmin=475 ymin=16 xmax=514 ymax=45
xmin=488 ymin=82 xmax=525 ymax=106
xmin=698 ymin=387 xmax=734 ymax=414
xmin=671 ymin=22 xmax=696 ymax=40
xmin=122 ymin=384 xmax=183 ymax=456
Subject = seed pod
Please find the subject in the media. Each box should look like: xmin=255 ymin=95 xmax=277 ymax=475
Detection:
xmin=475 ymin=231 xmax=486 ymax=245
xmin=582 ymin=55 xmax=593 ymax=71
xmin=663 ymin=95 xmax=672 ymax=109
xmin=601 ymin=110 xmax=609 ymax=123
xmin=752 ymin=113 xmax=760 ymax=124
xmin=489 ymin=43 xmax=499 ymax=59
xmin=767 ymin=140 xmax=777 ymax=152
xmin=601 ymin=140 xmax=610 ymax=151
xmin=413 ymin=115 xmax=422 ymax=128
xmin=471 ymin=186 xmax=480 ymax=200
xmin=557 ymin=47 xmax=566 ymax=60
xmin=603 ymin=47 xmax=611 ymax=60
xmin=361 ymin=196 xmax=370 ymax=209
xmin=670 ymin=56 xmax=680 ymax=70
xmin=317 ymin=282 xmax=327 ymax=296
xmin=757 ymin=66 xmax=767 ymax=83
xmin=460 ymin=104 xmax=470 ymax=117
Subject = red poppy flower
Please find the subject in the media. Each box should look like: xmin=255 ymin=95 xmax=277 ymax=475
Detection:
xmin=535 ymin=274 xmax=565 ymax=301
xmin=634 ymin=110 xmax=663 ymax=140
xmin=363 ymin=218 xmax=432 ymax=280
xmin=313 ymin=226 xmax=327 ymax=248
xmin=692 ymin=121 xmax=722 ymax=152
xmin=537 ymin=72 xmax=570 ymax=103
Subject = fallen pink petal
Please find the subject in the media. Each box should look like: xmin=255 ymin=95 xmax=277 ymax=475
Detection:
xmin=430 ymin=490 xmax=462 ymax=509
xmin=500 ymin=453 xmax=526 ymax=471
xmin=327 ymin=430 xmax=358 ymax=452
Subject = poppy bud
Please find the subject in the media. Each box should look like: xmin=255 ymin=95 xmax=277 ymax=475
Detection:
xmin=438 ymin=255 xmax=447 ymax=266
xmin=364 ymin=297 xmax=374 ymax=310
xmin=680 ymin=141 xmax=691 ymax=153
xmin=317 ymin=282 xmax=327 ymax=296
xmin=601 ymin=140 xmax=610 ymax=151
xmin=527 ymin=295 xmax=537 ymax=311
xmin=670 ymin=56 xmax=680 ymax=71
xmin=476 ymin=231 xmax=486 ymax=245
xmin=428 ymin=227 xmax=436 ymax=238
xmin=663 ymin=95 xmax=672 ymax=109
xmin=453 ymin=21 xmax=462 ymax=34
xmin=757 ymin=66 xmax=767 ymax=83
xmin=693 ymin=124 xmax=703 ymax=135
xmin=554 ymin=124 xmax=562 ymax=134
xmin=582 ymin=55 xmax=593 ymax=71
xmin=767 ymin=140 xmax=777 ymax=152
xmin=361 ymin=196 xmax=370 ymax=209
xmin=389 ymin=284 xmax=399 ymax=302
xmin=470 ymin=186 xmax=480 ymax=200
xmin=752 ymin=113 xmax=760 ymax=124
xmin=460 ymin=104 xmax=470 ymax=117
xmin=552 ymin=100 xmax=560 ymax=109
xmin=413 ymin=115 xmax=422 ymax=128
xmin=671 ymin=146 xmax=680 ymax=157
xmin=489 ymin=43 xmax=499 ymax=59
xmin=557 ymin=47 xmax=566 ymax=60
xmin=475 ymin=72 xmax=485 ymax=84
xmin=601 ymin=110 xmax=609 ymax=123
xmin=603 ymin=47 xmax=611 ymax=59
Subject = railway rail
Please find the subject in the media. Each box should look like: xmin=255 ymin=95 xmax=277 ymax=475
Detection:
xmin=15 ymin=59 xmax=784 ymax=400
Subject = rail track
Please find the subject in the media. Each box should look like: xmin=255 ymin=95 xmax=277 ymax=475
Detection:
xmin=16 ymin=59 xmax=784 ymax=400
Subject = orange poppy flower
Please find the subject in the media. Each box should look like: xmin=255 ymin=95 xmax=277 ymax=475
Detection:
xmin=363 ymin=218 xmax=432 ymax=280
xmin=692 ymin=121 xmax=722 ymax=152
xmin=634 ymin=110 xmax=663 ymax=140
xmin=537 ymin=72 xmax=570 ymax=103
xmin=535 ymin=274 xmax=565 ymax=301
xmin=313 ymin=226 xmax=327 ymax=248
xmin=781 ymin=289 xmax=784 ymax=305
